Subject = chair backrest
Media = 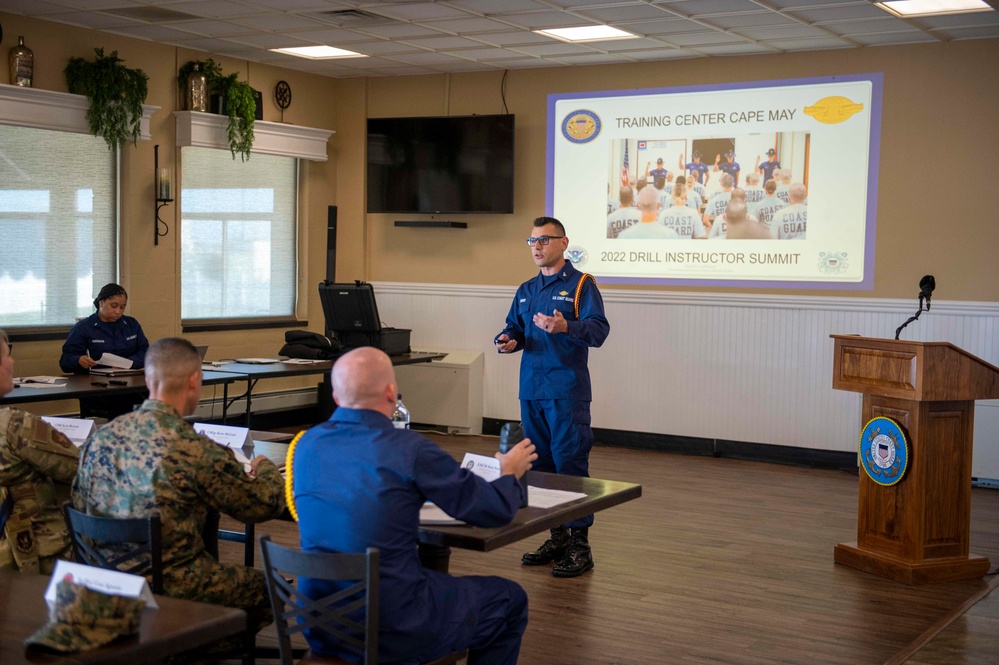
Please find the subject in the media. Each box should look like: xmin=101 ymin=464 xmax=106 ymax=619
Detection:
xmin=259 ymin=534 xmax=379 ymax=665
xmin=63 ymin=503 xmax=164 ymax=594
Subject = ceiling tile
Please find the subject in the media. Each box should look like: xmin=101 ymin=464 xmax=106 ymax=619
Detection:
xmin=768 ymin=36 xmax=852 ymax=51
xmin=49 ymin=0 xmax=142 ymax=9
xmin=164 ymin=19 xmax=255 ymax=37
xmin=362 ymin=2 xmax=470 ymax=21
xmin=598 ymin=36 xmax=677 ymax=51
xmin=106 ymin=23 xmax=205 ymax=40
xmin=695 ymin=42 xmax=775 ymax=55
xmin=467 ymin=31 xmax=554 ymax=46
xmin=229 ymin=14 xmax=324 ymax=31
xmin=634 ymin=19 xmax=713 ymax=36
xmin=347 ymin=40 xmax=423 ymax=55
xmin=246 ymin=0 xmax=338 ymax=8
xmin=445 ymin=0 xmax=553 ymax=11
xmin=353 ymin=23 xmax=445 ymax=39
xmin=0 ymin=0 xmax=71 ymax=14
xmin=385 ymin=51 xmax=474 ymax=65
xmin=658 ymin=0 xmax=764 ymax=18
xmin=223 ymin=32 xmax=314 ymax=48
xmin=848 ymin=31 xmax=937 ymax=46
xmin=277 ymin=27 xmax=374 ymax=43
xmin=704 ymin=12 xmax=799 ymax=29
xmin=547 ymin=0 xmax=646 ymax=7
xmin=499 ymin=11 xmax=601 ymax=30
xmin=398 ymin=35 xmax=487 ymax=49
xmin=789 ymin=4 xmax=890 ymax=22
xmin=167 ymin=0 xmax=263 ymax=20
xmin=662 ymin=31 xmax=747 ymax=47
xmin=764 ymin=0 xmax=868 ymax=8
xmin=417 ymin=16 xmax=516 ymax=34
xmin=615 ymin=47 xmax=696 ymax=60
xmin=573 ymin=4 xmax=674 ymax=22
xmin=44 ymin=10 xmax=145 ymax=29
xmin=932 ymin=25 xmax=999 ymax=39
xmin=916 ymin=12 xmax=999 ymax=28
xmin=440 ymin=47 xmax=511 ymax=60
xmin=550 ymin=52 xmax=632 ymax=65
xmin=508 ymin=42 xmax=600 ymax=56
xmin=734 ymin=24 xmax=831 ymax=41
xmin=823 ymin=17 xmax=920 ymax=35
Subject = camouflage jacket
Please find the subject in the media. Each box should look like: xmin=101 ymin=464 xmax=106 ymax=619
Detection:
xmin=0 ymin=408 xmax=80 ymax=572
xmin=71 ymin=400 xmax=286 ymax=590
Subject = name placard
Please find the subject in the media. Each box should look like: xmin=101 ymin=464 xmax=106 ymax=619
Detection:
xmin=194 ymin=423 xmax=253 ymax=449
xmin=41 ymin=417 xmax=95 ymax=447
xmin=45 ymin=560 xmax=158 ymax=609
xmin=460 ymin=453 xmax=501 ymax=482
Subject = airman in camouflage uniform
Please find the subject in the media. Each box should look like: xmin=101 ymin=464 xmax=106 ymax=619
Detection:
xmin=0 ymin=409 xmax=80 ymax=573
xmin=71 ymin=338 xmax=286 ymax=632
xmin=0 ymin=328 xmax=80 ymax=574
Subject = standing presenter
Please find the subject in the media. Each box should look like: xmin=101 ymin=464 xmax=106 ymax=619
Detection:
xmin=494 ymin=216 xmax=610 ymax=577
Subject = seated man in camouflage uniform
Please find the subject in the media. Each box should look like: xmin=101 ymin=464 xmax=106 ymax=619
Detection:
xmin=72 ymin=337 xmax=286 ymax=632
xmin=0 ymin=328 xmax=80 ymax=573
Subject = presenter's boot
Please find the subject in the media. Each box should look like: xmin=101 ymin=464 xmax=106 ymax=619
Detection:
xmin=552 ymin=527 xmax=594 ymax=578
xmin=521 ymin=526 xmax=570 ymax=566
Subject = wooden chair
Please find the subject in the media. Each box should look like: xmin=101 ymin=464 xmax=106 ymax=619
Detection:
xmin=63 ymin=503 xmax=163 ymax=594
xmin=259 ymin=535 xmax=466 ymax=665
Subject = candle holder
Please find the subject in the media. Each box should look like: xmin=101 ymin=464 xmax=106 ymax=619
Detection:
xmin=154 ymin=145 xmax=173 ymax=246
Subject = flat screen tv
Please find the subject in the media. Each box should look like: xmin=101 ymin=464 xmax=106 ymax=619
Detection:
xmin=367 ymin=114 xmax=515 ymax=215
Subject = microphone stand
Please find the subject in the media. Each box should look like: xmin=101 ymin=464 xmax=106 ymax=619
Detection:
xmin=894 ymin=294 xmax=929 ymax=340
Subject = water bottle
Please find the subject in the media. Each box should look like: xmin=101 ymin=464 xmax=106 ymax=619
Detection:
xmin=499 ymin=422 xmax=528 ymax=508
xmin=391 ymin=394 xmax=410 ymax=430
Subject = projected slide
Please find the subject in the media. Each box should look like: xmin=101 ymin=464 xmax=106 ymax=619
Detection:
xmin=547 ymin=74 xmax=882 ymax=289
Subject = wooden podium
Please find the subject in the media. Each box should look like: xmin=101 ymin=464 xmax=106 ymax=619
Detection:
xmin=831 ymin=335 xmax=999 ymax=584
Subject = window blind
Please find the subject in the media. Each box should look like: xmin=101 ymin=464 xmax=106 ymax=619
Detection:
xmin=0 ymin=124 xmax=116 ymax=328
xmin=180 ymin=147 xmax=298 ymax=321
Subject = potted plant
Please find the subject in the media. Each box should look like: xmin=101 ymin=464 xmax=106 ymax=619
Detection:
xmin=178 ymin=59 xmax=255 ymax=161
xmin=64 ymin=48 xmax=149 ymax=150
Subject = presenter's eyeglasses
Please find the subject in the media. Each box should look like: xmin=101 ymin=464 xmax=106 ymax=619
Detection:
xmin=525 ymin=235 xmax=566 ymax=246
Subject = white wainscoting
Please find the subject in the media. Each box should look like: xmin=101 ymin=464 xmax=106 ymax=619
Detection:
xmin=372 ymin=282 xmax=999 ymax=478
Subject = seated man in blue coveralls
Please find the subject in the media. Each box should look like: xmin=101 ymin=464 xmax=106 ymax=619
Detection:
xmin=292 ymin=347 xmax=537 ymax=665
xmin=495 ymin=216 xmax=610 ymax=578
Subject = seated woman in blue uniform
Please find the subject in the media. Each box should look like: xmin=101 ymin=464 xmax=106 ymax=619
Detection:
xmin=59 ymin=283 xmax=149 ymax=419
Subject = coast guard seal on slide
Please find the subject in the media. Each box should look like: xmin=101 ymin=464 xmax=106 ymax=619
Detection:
xmin=859 ymin=416 xmax=909 ymax=486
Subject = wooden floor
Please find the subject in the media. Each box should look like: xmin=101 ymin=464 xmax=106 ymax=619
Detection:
xmin=222 ymin=433 xmax=999 ymax=665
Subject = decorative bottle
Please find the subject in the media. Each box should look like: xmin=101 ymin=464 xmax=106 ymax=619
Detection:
xmin=391 ymin=394 xmax=410 ymax=430
xmin=185 ymin=63 xmax=207 ymax=112
xmin=9 ymin=36 xmax=32 ymax=88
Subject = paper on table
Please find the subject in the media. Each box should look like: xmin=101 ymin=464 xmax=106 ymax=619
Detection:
xmin=94 ymin=352 xmax=133 ymax=369
xmin=14 ymin=376 xmax=66 ymax=385
xmin=280 ymin=358 xmax=327 ymax=365
xmin=527 ymin=486 xmax=587 ymax=509
xmin=235 ymin=358 xmax=281 ymax=364
xmin=420 ymin=502 xmax=465 ymax=526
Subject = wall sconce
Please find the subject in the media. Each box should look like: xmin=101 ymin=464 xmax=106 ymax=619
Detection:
xmin=154 ymin=144 xmax=173 ymax=246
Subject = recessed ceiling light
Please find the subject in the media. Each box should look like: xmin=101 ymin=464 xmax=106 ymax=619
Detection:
xmin=535 ymin=25 xmax=637 ymax=43
xmin=269 ymin=45 xmax=366 ymax=59
xmin=876 ymin=0 xmax=992 ymax=17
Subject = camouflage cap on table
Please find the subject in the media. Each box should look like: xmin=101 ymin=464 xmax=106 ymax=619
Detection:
xmin=25 ymin=578 xmax=146 ymax=653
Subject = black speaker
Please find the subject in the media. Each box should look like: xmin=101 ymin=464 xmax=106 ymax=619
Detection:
xmin=326 ymin=205 xmax=337 ymax=283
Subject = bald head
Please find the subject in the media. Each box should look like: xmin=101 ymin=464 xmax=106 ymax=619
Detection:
xmin=789 ymin=183 xmax=806 ymax=204
xmin=144 ymin=338 xmax=203 ymax=415
xmin=746 ymin=173 xmax=760 ymax=186
xmin=619 ymin=186 xmax=633 ymax=207
xmin=725 ymin=200 xmax=748 ymax=225
xmin=331 ymin=347 xmax=398 ymax=415
xmin=730 ymin=188 xmax=747 ymax=202
xmin=719 ymin=173 xmax=734 ymax=189
xmin=636 ymin=185 xmax=659 ymax=213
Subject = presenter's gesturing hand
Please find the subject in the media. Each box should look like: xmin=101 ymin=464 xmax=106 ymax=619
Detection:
xmin=494 ymin=334 xmax=517 ymax=354
xmin=496 ymin=438 xmax=537 ymax=479
xmin=533 ymin=310 xmax=567 ymax=335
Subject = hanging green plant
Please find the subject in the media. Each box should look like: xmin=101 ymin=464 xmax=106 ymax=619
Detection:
xmin=178 ymin=59 xmax=256 ymax=161
xmin=65 ymin=48 xmax=149 ymax=150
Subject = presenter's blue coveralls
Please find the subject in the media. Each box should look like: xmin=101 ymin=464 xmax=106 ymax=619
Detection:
xmin=294 ymin=408 xmax=528 ymax=665
xmin=496 ymin=260 xmax=610 ymax=529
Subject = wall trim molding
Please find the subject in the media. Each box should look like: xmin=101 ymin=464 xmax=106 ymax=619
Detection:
xmin=371 ymin=281 xmax=999 ymax=317
xmin=0 ymin=82 xmax=158 ymax=139
xmin=174 ymin=110 xmax=334 ymax=161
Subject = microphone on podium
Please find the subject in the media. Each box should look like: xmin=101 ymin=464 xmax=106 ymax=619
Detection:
xmin=895 ymin=275 xmax=936 ymax=340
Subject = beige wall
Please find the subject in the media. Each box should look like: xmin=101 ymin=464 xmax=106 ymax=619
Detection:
xmin=3 ymin=9 xmax=997 ymax=386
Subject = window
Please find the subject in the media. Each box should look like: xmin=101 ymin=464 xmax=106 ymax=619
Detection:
xmin=180 ymin=147 xmax=298 ymax=321
xmin=0 ymin=124 xmax=117 ymax=328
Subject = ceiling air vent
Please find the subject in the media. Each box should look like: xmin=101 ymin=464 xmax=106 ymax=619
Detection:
xmin=309 ymin=9 xmax=393 ymax=27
